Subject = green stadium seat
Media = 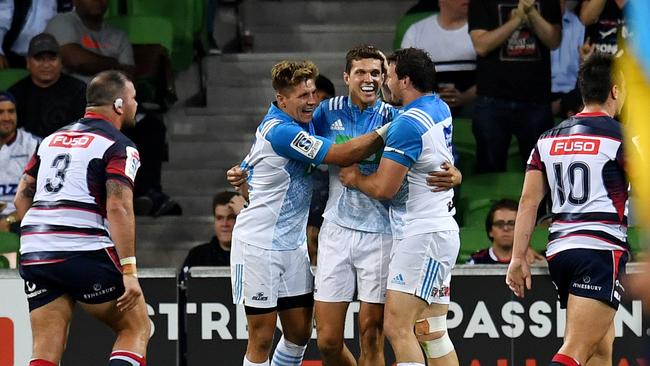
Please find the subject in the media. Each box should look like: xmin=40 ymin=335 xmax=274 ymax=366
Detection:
xmin=458 ymin=227 xmax=490 ymax=263
xmin=530 ymin=227 xmax=549 ymax=252
xmin=0 ymin=231 xmax=20 ymax=254
xmin=0 ymin=68 xmax=29 ymax=91
xmin=105 ymin=15 xmax=174 ymax=53
xmin=459 ymin=172 xmax=524 ymax=202
xmin=0 ymin=255 xmax=9 ymax=269
xmin=393 ymin=12 xmax=435 ymax=50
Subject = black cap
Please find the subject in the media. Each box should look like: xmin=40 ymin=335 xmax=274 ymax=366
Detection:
xmin=28 ymin=33 xmax=59 ymax=57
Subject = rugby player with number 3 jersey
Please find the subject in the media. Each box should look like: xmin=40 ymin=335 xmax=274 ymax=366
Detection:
xmin=14 ymin=71 xmax=151 ymax=366
xmin=229 ymin=60 xmax=390 ymax=366
xmin=506 ymin=54 xmax=628 ymax=366
xmin=340 ymin=48 xmax=460 ymax=366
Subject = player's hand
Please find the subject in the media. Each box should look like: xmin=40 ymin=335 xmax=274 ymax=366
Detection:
xmin=0 ymin=55 xmax=8 ymax=69
xmin=506 ymin=257 xmax=532 ymax=298
xmin=117 ymin=274 xmax=143 ymax=312
xmin=228 ymin=194 xmax=247 ymax=215
xmin=426 ymin=162 xmax=462 ymax=192
xmin=226 ymin=165 xmax=247 ymax=189
xmin=339 ymin=164 xmax=361 ymax=188
xmin=525 ymin=247 xmax=545 ymax=264
xmin=579 ymin=37 xmax=595 ymax=63
xmin=438 ymin=87 xmax=463 ymax=108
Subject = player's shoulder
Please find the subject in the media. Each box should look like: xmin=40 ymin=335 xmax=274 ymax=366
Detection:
xmin=323 ymin=96 xmax=349 ymax=112
xmin=543 ymin=115 xmax=622 ymax=141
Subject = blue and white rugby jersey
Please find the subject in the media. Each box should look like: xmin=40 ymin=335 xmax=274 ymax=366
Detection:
xmin=233 ymin=103 xmax=333 ymax=251
xmin=313 ymin=96 xmax=398 ymax=234
xmin=383 ymin=94 xmax=458 ymax=239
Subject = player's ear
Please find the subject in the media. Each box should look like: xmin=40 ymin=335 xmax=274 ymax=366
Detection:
xmin=275 ymin=92 xmax=285 ymax=107
xmin=343 ymin=72 xmax=350 ymax=86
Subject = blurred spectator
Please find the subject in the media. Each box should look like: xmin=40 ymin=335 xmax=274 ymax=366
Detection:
xmin=551 ymin=0 xmax=585 ymax=118
xmin=467 ymin=199 xmax=544 ymax=264
xmin=181 ymin=191 xmax=245 ymax=269
xmin=8 ymin=33 xmax=86 ymax=138
xmin=577 ymin=0 xmax=627 ymax=55
xmin=0 ymin=0 xmax=72 ymax=69
xmin=401 ymin=0 xmax=476 ymax=117
xmin=469 ymin=0 xmax=561 ymax=172
xmin=0 ymin=91 xmax=40 ymax=267
xmin=306 ymin=75 xmax=335 ymax=265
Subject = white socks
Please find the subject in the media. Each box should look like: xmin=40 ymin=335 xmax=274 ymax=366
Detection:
xmin=243 ymin=356 xmax=269 ymax=366
xmin=271 ymin=336 xmax=307 ymax=366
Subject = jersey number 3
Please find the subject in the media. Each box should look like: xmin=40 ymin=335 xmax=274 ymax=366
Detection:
xmin=45 ymin=153 xmax=71 ymax=193
xmin=553 ymin=161 xmax=590 ymax=205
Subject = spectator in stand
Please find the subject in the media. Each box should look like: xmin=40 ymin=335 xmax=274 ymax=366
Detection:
xmin=578 ymin=0 xmax=628 ymax=56
xmin=551 ymin=0 xmax=586 ymax=118
xmin=401 ymin=0 xmax=476 ymax=117
xmin=0 ymin=0 xmax=73 ymax=69
xmin=0 ymin=91 xmax=40 ymax=267
xmin=45 ymin=0 xmax=180 ymax=216
xmin=9 ymin=33 xmax=86 ymax=138
xmin=468 ymin=199 xmax=518 ymax=264
xmin=181 ymin=191 xmax=245 ymax=268
xmin=469 ymin=0 xmax=561 ymax=173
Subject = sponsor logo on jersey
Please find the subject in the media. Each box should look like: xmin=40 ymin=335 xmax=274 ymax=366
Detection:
xmin=290 ymin=131 xmax=323 ymax=159
xmin=49 ymin=134 xmax=95 ymax=148
xmin=330 ymin=119 xmax=344 ymax=131
xmin=125 ymin=146 xmax=141 ymax=182
xmin=550 ymin=138 xmax=600 ymax=155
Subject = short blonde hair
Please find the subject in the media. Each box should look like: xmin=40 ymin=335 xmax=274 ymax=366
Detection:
xmin=271 ymin=60 xmax=319 ymax=93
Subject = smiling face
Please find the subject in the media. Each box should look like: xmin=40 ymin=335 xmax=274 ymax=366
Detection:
xmin=276 ymin=78 xmax=318 ymax=124
xmin=345 ymin=58 xmax=383 ymax=109
xmin=384 ymin=62 xmax=404 ymax=106
xmin=0 ymin=100 xmax=17 ymax=140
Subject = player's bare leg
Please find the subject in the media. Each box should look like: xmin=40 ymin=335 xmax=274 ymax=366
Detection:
xmin=415 ymin=303 xmax=458 ymax=366
xmin=585 ymin=323 xmax=614 ymax=366
xmin=80 ymin=294 xmax=151 ymax=357
xmin=358 ymin=302 xmax=385 ymax=366
xmin=274 ymin=305 xmax=313 ymax=365
xmin=244 ymin=311 xmax=278 ymax=363
xmin=315 ymin=301 xmax=356 ymax=366
xmin=555 ymin=295 xmax=616 ymax=364
xmin=384 ymin=290 xmax=428 ymax=364
xmin=29 ymin=295 xmax=75 ymax=365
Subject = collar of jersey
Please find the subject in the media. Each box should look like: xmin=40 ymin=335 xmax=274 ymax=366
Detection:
xmin=402 ymin=93 xmax=437 ymax=111
xmin=346 ymin=96 xmax=383 ymax=114
xmin=267 ymin=102 xmax=312 ymax=132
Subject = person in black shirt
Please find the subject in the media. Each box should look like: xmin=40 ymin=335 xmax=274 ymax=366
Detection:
xmin=468 ymin=0 xmax=562 ymax=172
xmin=181 ymin=191 xmax=245 ymax=268
xmin=8 ymin=33 xmax=86 ymax=138
xmin=578 ymin=0 xmax=627 ymax=56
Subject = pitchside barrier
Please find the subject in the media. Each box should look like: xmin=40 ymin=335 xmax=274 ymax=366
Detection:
xmin=1 ymin=265 xmax=647 ymax=366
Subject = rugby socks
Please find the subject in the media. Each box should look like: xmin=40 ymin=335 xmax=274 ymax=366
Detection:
xmin=271 ymin=336 xmax=307 ymax=366
xmin=108 ymin=350 xmax=146 ymax=366
xmin=29 ymin=360 xmax=56 ymax=366
xmin=243 ymin=356 xmax=269 ymax=366
xmin=550 ymin=353 xmax=581 ymax=366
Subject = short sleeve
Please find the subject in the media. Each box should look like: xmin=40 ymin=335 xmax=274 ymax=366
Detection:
xmin=382 ymin=118 xmax=423 ymax=168
xmin=45 ymin=13 xmax=80 ymax=46
xmin=23 ymin=151 xmax=41 ymax=178
xmin=266 ymin=123 xmax=333 ymax=165
xmin=526 ymin=144 xmax=544 ymax=172
xmin=400 ymin=24 xmax=417 ymax=48
xmin=468 ymin=0 xmax=491 ymax=32
xmin=104 ymin=141 xmax=140 ymax=188
xmin=311 ymin=102 xmax=328 ymax=136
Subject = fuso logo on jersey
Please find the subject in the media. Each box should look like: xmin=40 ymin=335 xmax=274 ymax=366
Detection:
xmin=49 ymin=134 xmax=95 ymax=148
xmin=550 ymin=138 xmax=600 ymax=155
xmin=291 ymin=131 xmax=323 ymax=159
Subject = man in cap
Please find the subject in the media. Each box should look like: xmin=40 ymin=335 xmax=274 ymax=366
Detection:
xmin=9 ymin=32 xmax=86 ymax=138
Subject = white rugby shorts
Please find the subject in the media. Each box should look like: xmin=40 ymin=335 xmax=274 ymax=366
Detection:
xmin=314 ymin=220 xmax=392 ymax=303
xmin=231 ymin=237 xmax=313 ymax=308
xmin=387 ymin=230 xmax=460 ymax=305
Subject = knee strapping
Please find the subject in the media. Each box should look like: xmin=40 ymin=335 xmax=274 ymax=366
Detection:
xmin=415 ymin=316 xmax=454 ymax=359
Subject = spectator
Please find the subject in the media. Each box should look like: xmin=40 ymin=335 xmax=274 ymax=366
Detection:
xmin=0 ymin=0 xmax=72 ymax=68
xmin=401 ymin=0 xmax=476 ymax=117
xmin=0 ymin=91 xmax=40 ymax=267
xmin=551 ymin=0 xmax=586 ymax=118
xmin=468 ymin=199 xmax=519 ymax=264
xmin=578 ymin=0 xmax=627 ymax=55
xmin=181 ymin=191 xmax=245 ymax=269
xmin=44 ymin=0 xmax=134 ymax=83
xmin=469 ymin=0 xmax=562 ymax=172
xmin=9 ymin=32 xmax=86 ymax=138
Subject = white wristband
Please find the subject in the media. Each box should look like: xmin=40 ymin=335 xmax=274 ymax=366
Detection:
xmin=120 ymin=256 xmax=137 ymax=266
xmin=374 ymin=122 xmax=391 ymax=142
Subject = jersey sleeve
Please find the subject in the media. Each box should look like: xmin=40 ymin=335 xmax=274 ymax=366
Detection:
xmin=382 ymin=118 xmax=423 ymax=168
xmin=23 ymin=150 xmax=41 ymax=178
xmin=526 ymin=143 xmax=544 ymax=172
xmin=104 ymin=140 xmax=141 ymax=188
xmin=267 ymin=123 xmax=333 ymax=165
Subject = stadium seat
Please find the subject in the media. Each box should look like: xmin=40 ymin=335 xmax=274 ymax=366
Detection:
xmin=459 ymin=172 xmax=524 ymax=202
xmin=105 ymin=15 xmax=174 ymax=53
xmin=0 ymin=68 xmax=29 ymax=91
xmin=393 ymin=12 xmax=435 ymax=50
xmin=458 ymin=227 xmax=489 ymax=263
xmin=0 ymin=231 xmax=20 ymax=269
